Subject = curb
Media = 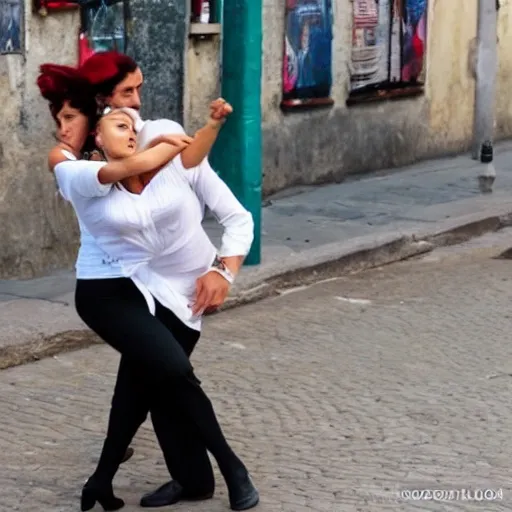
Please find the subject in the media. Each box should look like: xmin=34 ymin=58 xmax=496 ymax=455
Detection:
xmin=1 ymin=208 xmax=511 ymax=370
xmin=0 ymin=330 xmax=102 ymax=371
xmin=222 ymin=208 xmax=512 ymax=310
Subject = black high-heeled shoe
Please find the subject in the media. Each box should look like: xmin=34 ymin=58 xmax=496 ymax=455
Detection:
xmin=81 ymin=477 xmax=125 ymax=511
xmin=227 ymin=468 xmax=259 ymax=511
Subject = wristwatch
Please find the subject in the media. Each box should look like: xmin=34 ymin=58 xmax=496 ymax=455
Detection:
xmin=210 ymin=255 xmax=235 ymax=284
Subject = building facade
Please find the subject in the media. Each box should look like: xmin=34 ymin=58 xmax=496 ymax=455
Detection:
xmin=1 ymin=0 xmax=511 ymax=277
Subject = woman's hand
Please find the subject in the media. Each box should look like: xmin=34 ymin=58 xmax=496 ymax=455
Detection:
xmin=180 ymin=99 xmax=233 ymax=169
xmin=191 ymin=271 xmax=231 ymax=316
xmin=146 ymin=134 xmax=193 ymax=150
xmin=209 ymin=98 xmax=233 ymax=123
xmin=126 ymin=135 xmax=190 ymax=188
xmin=138 ymin=135 xmax=194 ymax=186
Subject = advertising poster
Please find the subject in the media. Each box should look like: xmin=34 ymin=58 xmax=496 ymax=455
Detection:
xmin=282 ymin=0 xmax=333 ymax=106
xmin=350 ymin=0 xmax=428 ymax=92
xmin=401 ymin=0 xmax=427 ymax=82
xmin=0 ymin=0 xmax=21 ymax=54
xmin=350 ymin=0 xmax=390 ymax=90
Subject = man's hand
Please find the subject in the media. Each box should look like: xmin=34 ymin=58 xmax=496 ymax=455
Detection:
xmin=191 ymin=271 xmax=231 ymax=316
xmin=209 ymin=98 xmax=233 ymax=123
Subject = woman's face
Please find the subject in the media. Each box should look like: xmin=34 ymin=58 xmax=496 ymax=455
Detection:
xmin=96 ymin=112 xmax=137 ymax=160
xmin=56 ymin=101 xmax=89 ymax=152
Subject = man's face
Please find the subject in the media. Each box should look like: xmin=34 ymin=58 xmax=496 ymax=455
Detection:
xmin=107 ymin=67 xmax=144 ymax=110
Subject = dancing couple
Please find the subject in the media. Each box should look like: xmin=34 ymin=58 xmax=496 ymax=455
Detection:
xmin=37 ymin=51 xmax=259 ymax=511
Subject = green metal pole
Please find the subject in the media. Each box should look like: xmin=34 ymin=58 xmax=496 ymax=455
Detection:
xmin=213 ymin=0 xmax=223 ymax=24
xmin=210 ymin=0 xmax=262 ymax=265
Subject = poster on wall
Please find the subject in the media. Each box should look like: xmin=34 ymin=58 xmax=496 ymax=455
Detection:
xmin=0 ymin=0 xmax=22 ymax=53
xmin=350 ymin=0 xmax=389 ymax=90
xmin=282 ymin=0 xmax=333 ymax=108
xmin=401 ymin=0 xmax=427 ymax=82
xmin=350 ymin=0 xmax=427 ymax=93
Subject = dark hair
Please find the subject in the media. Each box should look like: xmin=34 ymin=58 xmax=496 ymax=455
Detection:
xmin=36 ymin=64 xmax=99 ymax=153
xmin=78 ymin=51 xmax=138 ymax=98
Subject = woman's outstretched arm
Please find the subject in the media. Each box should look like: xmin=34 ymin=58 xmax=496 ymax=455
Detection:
xmin=98 ymin=137 xmax=192 ymax=184
xmin=140 ymin=98 xmax=233 ymax=170
xmin=48 ymin=135 xmax=192 ymax=184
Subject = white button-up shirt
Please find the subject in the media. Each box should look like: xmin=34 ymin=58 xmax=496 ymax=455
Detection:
xmin=54 ymin=125 xmax=254 ymax=331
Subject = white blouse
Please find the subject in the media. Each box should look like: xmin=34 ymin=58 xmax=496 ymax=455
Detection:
xmin=57 ymin=150 xmax=125 ymax=280
xmin=54 ymin=133 xmax=254 ymax=331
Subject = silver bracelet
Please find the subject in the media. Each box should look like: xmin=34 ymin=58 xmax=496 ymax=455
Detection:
xmin=209 ymin=255 xmax=235 ymax=284
xmin=208 ymin=266 xmax=234 ymax=284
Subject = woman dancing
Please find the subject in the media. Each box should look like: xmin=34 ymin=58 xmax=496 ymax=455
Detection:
xmin=78 ymin=51 xmax=234 ymax=508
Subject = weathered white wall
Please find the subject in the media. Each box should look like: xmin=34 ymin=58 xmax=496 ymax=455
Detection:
xmin=0 ymin=6 xmax=81 ymax=278
xmin=260 ymin=0 xmax=491 ymax=194
xmin=183 ymin=33 xmax=221 ymax=134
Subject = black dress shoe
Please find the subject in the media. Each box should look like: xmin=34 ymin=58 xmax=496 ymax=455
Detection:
xmin=140 ymin=480 xmax=214 ymax=508
xmin=228 ymin=469 xmax=259 ymax=511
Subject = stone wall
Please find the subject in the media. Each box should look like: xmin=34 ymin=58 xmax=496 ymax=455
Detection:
xmin=0 ymin=8 xmax=82 ymax=278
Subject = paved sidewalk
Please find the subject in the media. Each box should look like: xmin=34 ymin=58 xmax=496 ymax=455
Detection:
xmin=2 ymin=141 xmax=512 ymax=366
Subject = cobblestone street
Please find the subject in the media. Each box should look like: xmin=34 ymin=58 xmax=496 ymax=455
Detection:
xmin=2 ymin=237 xmax=512 ymax=511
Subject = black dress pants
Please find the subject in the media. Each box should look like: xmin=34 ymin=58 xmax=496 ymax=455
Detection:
xmin=75 ymin=277 xmax=215 ymax=494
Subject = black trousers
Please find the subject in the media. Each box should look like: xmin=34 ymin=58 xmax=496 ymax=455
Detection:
xmin=75 ymin=277 xmax=236 ymax=493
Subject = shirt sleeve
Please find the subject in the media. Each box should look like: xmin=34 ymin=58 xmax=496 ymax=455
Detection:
xmin=186 ymin=158 xmax=254 ymax=257
xmin=53 ymin=160 xmax=112 ymax=199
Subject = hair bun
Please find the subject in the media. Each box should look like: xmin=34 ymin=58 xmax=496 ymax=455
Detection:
xmin=37 ymin=64 xmax=92 ymax=101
